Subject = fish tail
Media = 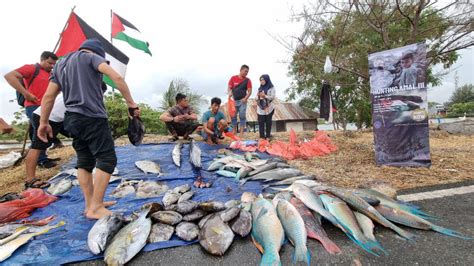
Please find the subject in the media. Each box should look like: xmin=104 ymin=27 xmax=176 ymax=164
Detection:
xmin=409 ymin=209 xmax=439 ymax=221
xmin=319 ymin=237 xmax=342 ymax=254
xmin=397 ymin=199 xmax=422 ymax=209
xmin=345 ymin=232 xmax=382 ymax=256
xmin=292 ymin=244 xmax=310 ymax=265
xmin=430 ymin=224 xmax=473 ymax=239
xmin=261 ymin=251 xmax=281 ymax=266
xmin=391 ymin=224 xmax=416 ymax=241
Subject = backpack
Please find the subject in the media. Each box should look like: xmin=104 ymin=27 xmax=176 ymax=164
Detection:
xmin=16 ymin=63 xmax=41 ymax=107
xmin=232 ymin=78 xmax=249 ymax=101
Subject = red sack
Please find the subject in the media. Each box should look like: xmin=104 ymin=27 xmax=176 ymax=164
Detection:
xmin=223 ymin=131 xmax=240 ymax=141
xmin=228 ymin=98 xmax=236 ymax=118
xmin=0 ymin=189 xmax=57 ymax=223
xmin=258 ymin=139 xmax=269 ymax=153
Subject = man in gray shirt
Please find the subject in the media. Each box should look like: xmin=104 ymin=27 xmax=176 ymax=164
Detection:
xmin=38 ymin=39 xmax=140 ymax=219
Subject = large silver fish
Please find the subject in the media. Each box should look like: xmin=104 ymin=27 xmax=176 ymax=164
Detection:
xmin=248 ymin=162 xmax=278 ymax=176
xmin=88 ymin=213 xmax=125 ymax=255
xmin=176 ymin=200 xmax=198 ymax=214
xmin=324 ymin=187 xmax=415 ymax=240
xmin=199 ymin=201 xmax=226 ymax=212
xmin=276 ymin=199 xmax=310 ymax=264
xmin=173 ymin=184 xmax=191 ymax=194
xmin=199 ymin=214 xmax=234 ymax=256
xmin=135 ymin=160 xmax=161 ymax=175
xmin=242 ymin=168 xmax=303 ymax=184
xmin=172 ymin=141 xmax=183 ymax=167
xmin=189 ymin=140 xmax=202 ymax=169
xmin=263 ymin=175 xmax=316 ymax=188
xmin=251 ymin=197 xmax=285 ymax=266
xmin=104 ymin=210 xmax=152 ymax=265
xmin=47 ymin=178 xmax=73 ymax=195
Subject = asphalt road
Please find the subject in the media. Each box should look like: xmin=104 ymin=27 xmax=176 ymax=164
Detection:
xmin=75 ymin=180 xmax=474 ymax=265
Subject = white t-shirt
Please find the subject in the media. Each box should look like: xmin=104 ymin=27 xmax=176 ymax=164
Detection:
xmin=34 ymin=94 xmax=66 ymax=123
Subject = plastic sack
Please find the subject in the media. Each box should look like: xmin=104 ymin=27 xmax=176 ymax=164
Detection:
xmin=0 ymin=189 xmax=57 ymax=223
xmin=228 ymin=98 xmax=236 ymax=118
xmin=258 ymin=139 xmax=269 ymax=153
xmin=128 ymin=116 xmax=145 ymax=146
xmin=223 ymin=131 xmax=240 ymax=141
xmin=324 ymin=56 xmax=333 ymax=73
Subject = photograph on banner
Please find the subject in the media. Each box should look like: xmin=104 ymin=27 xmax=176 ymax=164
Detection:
xmin=369 ymin=42 xmax=431 ymax=167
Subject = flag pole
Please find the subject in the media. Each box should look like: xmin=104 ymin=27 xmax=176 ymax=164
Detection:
xmin=53 ymin=6 xmax=76 ymax=52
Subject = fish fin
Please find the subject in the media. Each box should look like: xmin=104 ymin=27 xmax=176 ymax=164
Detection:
xmin=251 ymin=235 xmax=265 ymax=254
xmin=344 ymin=231 xmax=384 ymax=257
xmin=430 ymin=224 xmax=473 ymax=239
xmin=261 ymin=250 xmax=280 ymax=266
xmin=256 ymin=208 xmax=268 ymax=221
xmin=308 ymin=232 xmax=342 ymax=255
xmin=293 ymin=245 xmax=310 ymax=265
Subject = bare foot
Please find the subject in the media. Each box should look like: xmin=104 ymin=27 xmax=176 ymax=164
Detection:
xmin=86 ymin=207 xmax=112 ymax=220
xmin=83 ymin=201 xmax=116 ymax=215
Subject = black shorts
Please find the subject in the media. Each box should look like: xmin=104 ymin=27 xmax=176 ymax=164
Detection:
xmin=63 ymin=112 xmax=117 ymax=174
xmin=31 ymin=114 xmax=65 ymax=150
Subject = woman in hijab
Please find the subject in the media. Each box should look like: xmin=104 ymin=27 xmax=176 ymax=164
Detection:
xmin=256 ymin=74 xmax=275 ymax=140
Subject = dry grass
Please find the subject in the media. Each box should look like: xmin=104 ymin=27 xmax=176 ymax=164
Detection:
xmin=1 ymin=130 xmax=473 ymax=195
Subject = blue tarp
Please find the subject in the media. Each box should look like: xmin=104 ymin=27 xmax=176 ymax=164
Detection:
xmin=5 ymin=142 xmax=268 ymax=265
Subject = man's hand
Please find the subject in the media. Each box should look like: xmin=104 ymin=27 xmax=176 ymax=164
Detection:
xmin=173 ymin=115 xmax=185 ymax=122
xmin=25 ymin=92 xmax=38 ymax=103
xmin=128 ymin=106 xmax=141 ymax=118
xmin=37 ymin=123 xmax=53 ymax=143
xmin=242 ymin=98 xmax=248 ymax=103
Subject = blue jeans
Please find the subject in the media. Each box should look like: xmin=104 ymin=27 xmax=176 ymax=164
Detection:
xmin=231 ymin=100 xmax=247 ymax=130
xmin=25 ymin=106 xmax=48 ymax=164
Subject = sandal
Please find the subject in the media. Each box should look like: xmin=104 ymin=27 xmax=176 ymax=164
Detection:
xmin=25 ymin=178 xmax=51 ymax=189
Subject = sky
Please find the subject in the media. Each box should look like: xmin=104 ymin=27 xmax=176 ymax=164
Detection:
xmin=0 ymin=0 xmax=472 ymax=123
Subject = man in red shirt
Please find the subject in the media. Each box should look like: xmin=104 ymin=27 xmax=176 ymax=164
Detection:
xmin=4 ymin=51 xmax=58 ymax=169
xmin=228 ymin=64 xmax=252 ymax=138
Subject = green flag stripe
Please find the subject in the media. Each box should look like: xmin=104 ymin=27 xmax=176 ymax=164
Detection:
xmin=114 ymin=31 xmax=152 ymax=55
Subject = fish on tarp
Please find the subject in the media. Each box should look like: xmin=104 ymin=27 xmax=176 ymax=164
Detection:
xmin=374 ymin=204 xmax=472 ymax=239
xmin=183 ymin=209 xmax=207 ymax=222
xmin=47 ymin=178 xmax=73 ymax=195
xmin=324 ymin=187 xmax=415 ymax=241
xmin=135 ymin=160 xmax=161 ymax=175
xmin=216 ymin=170 xmax=237 ymax=178
xmin=241 ymin=192 xmax=257 ymax=211
xmin=224 ymin=199 xmax=241 ymax=209
xmin=136 ymin=181 xmax=168 ymax=198
xmin=104 ymin=210 xmax=152 ymax=265
xmin=354 ymin=211 xmax=377 ymax=242
xmin=147 ymin=223 xmax=174 ymax=243
xmin=248 ymin=162 xmax=278 ymax=176
xmin=263 ymin=175 xmax=316 ymax=188
xmin=162 ymin=190 xmax=181 ymax=207
xmin=199 ymin=201 xmax=226 ymax=212
xmin=207 ymin=161 xmax=225 ymax=171
xmin=0 ymin=226 xmax=29 ymax=245
xmin=178 ymin=191 xmax=194 ymax=203
xmin=251 ymin=197 xmax=285 ymax=266
xmin=244 ymin=152 xmax=253 ymax=162
xmin=230 ymin=209 xmax=252 ymax=237
xmin=88 ymin=213 xmax=125 ymax=255
xmin=111 ymin=183 xmax=136 ymax=198
xmin=236 ymin=167 xmax=252 ymax=180
xmin=242 ymin=168 xmax=303 ymax=184
xmin=173 ymin=184 xmax=191 ymax=194
xmin=219 ymin=165 xmax=240 ymax=173
xmin=290 ymin=197 xmax=341 ymax=254
xmin=320 ymin=193 xmax=386 ymax=256
xmin=189 ymin=140 xmax=202 ymax=169
xmin=151 ymin=211 xmax=183 ymax=225
xmin=176 ymin=222 xmax=200 ymax=241
xmin=0 ymin=221 xmax=65 ymax=262
xmin=219 ymin=207 xmax=241 ymax=222
xmin=172 ymin=141 xmax=183 ymax=167
xmin=199 ymin=214 xmax=234 ymax=256
xmin=176 ymin=200 xmax=198 ymax=214
xmin=276 ymin=199 xmax=311 ymax=264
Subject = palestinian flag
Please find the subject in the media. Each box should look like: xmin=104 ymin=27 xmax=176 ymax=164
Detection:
xmin=55 ymin=12 xmax=129 ymax=87
xmin=112 ymin=12 xmax=152 ymax=56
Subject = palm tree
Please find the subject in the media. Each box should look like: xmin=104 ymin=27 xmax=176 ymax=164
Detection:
xmin=159 ymin=78 xmax=207 ymax=114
